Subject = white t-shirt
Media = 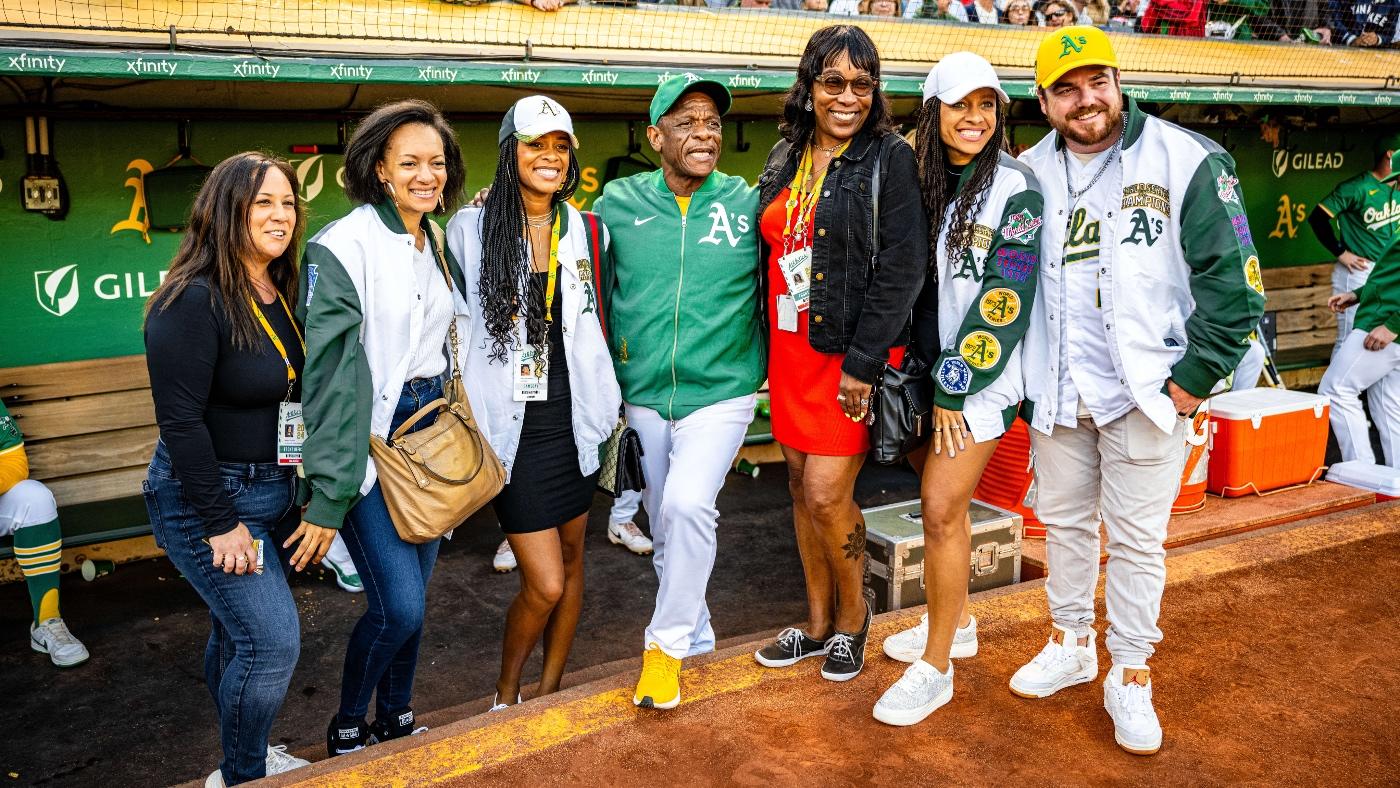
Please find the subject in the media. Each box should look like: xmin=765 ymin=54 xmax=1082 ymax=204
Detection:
xmin=404 ymin=241 xmax=454 ymax=381
xmin=1054 ymin=146 xmax=1134 ymax=428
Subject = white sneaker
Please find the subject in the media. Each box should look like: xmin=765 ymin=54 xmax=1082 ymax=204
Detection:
xmin=607 ymin=521 xmax=653 ymax=555
xmin=265 ymin=744 xmax=311 ymax=775
xmin=30 ymin=617 xmax=90 ymax=667
xmin=492 ymin=540 xmax=517 ymax=573
xmin=872 ymin=659 xmax=954 ymax=726
xmin=489 ymin=692 xmax=521 ymax=712
xmin=882 ymin=613 xmax=978 ymax=663
xmin=322 ymin=550 xmax=364 ymax=594
xmin=1104 ymin=664 xmax=1162 ymax=755
xmin=1008 ymin=624 xmax=1097 ymax=698
xmin=204 ymin=769 xmax=225 ymax=788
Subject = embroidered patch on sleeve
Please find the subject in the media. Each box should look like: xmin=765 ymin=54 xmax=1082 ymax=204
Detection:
xmin=937 ymin=357 xmax=972 ymax=395
xmin=305 ymin=263 xmax=319 ymax=306
xmin=1230 ymin=214 xmax=1254 ymax=247
xmin=979 ymin=288 xmax=1022 ymax=327
xmin=1244 ymin=255 xmax=1265 ymax=295
xmin=960 ymin=330 xmax=1002 ymax=370
xmin=0 ymin=416 xmax=22 ymax=446
xmin=999 ymin=209 xmax=1043 ymax=243
xmin=1216 ymin=172 xmax=1240 ymax=205
xmin=993 ymin=248 xmax=1037 ymax=282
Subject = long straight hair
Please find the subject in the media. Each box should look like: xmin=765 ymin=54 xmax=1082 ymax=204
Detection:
xmin=477 ymin=137 xmax=581 ymax=365
xmin=915 ymin=96 xmax=1007 ymax=267
xmin=147 ymin=152 xmax=304 ymax=350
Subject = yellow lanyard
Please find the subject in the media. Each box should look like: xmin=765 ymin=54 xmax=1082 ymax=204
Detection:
xmin=783 ymin=142 xmax=848 ymax=251
xmin=250 ymin=293 xmax=304 ymax=401
xmin=544 ymin=210 xmax=562 ymax=323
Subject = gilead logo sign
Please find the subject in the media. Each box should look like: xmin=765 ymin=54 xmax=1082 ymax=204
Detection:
xmin=32 ymin=264 xmax=169 ymax=317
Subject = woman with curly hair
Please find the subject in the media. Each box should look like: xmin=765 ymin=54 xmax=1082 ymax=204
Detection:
xmin=446 ymin=96 xmax=620 ymax=710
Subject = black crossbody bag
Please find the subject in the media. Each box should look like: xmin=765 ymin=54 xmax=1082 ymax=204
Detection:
xmin=866 ymin=138 xmax=934 ymax=466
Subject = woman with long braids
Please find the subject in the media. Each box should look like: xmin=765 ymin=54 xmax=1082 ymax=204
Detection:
xmin=446 ymin=96 xmax=620 ymax=710
xmin=751 ymin=26 xmax=927 ymax=683
xmin=299 ymin=99 xmax=469 ymax=757
xmin=872 ymin=53 xmax=1042 ymax=726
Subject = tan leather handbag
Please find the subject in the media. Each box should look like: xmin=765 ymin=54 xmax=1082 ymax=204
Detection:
xmin=367 ymin=225 xmax=505 ymax=543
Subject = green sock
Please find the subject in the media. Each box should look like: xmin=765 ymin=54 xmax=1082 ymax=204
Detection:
xmin=13 ymin=518 xmax=62 ymax=625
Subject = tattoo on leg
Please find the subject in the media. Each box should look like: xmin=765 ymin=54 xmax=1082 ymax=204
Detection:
xmin=842 ymin=521 xmax=867 ymax=561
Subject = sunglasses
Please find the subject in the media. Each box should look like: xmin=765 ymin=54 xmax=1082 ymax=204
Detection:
xmin=816 ymin=73 xmax=877 ymax=98
xmin=1046 ymin=9 xmax=1070 ymax=17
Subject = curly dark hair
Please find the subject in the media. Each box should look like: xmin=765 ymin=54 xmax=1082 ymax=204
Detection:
xmin=778 ymin=25 xmax=896 ymax=150
xmin=342 ymin=98 xmax=466 ymax=216
xmin=914 ymin=95 xmax=1007 ymax=268
xmin=477 ymin=137 xmax=581 ymax=365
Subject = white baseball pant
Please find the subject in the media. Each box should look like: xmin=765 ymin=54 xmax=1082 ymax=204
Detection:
xmin=1319 ymin=329 xmax=1400 ymax=467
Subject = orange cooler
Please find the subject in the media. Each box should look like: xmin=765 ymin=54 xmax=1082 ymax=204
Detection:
xmin=1206 ymin=389 xmax=1330 ymax=497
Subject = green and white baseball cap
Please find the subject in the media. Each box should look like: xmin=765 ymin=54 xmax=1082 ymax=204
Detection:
xmin=649 ymin=73 xmax=732 ymax=126
xmin=499 ymin=95 xmax=579 ymax=148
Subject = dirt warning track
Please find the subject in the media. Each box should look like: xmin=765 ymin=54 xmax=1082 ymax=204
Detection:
xmin=278 ymin=503 xmax=1399 ymax=788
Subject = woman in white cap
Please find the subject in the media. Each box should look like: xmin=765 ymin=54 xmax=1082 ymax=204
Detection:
xmin=873 ymin=52 xmax=1043 ymax=726
xmin=446 ymin=96 xmax=620 ymax=710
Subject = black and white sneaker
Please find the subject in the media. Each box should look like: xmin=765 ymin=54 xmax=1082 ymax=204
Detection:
xmin=821 ymin=603 xmax=873 ymax=682
xmin=369 ymin=708 xmax=428 ymax=744
xmin=754 ymin=627 xmax=830 ymax=668
xmin=326 ymin=714 xmax=368 ymax=757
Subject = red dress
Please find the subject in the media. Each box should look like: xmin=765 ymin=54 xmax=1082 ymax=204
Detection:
xmin=762 ymin=187 xmax=902 ymax=456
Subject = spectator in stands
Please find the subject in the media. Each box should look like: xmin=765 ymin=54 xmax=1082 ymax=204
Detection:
xmin=1327 ymin=0 xmax=1398 ymax=45
xmin=829 ymin=0 xmax=863 ymax=12
xmin=904 ymin=0 xmax=971 ymax=19
xmin=1107 ymin=0 xmax=1147 ymax=30
xmin=514 ymin=0 xmax=576 ymax=9
xmin=752 ymin=25 xmax=926 ymax=684
xmin=804 ymin=0 xmax=831 ymax=8
xmin=1039 ymin=0 xmax=1079 ymax=26
xmin=446 ymin=96 xmax=620 ymax=711
xmin=968 ymin=0 xmax=1006 ymax=23
xmin=1141 ymin=0 xmax=1208 ymax=34
xmin=0 ymin=405 xmax=88 ymax=670
xmin=143 ymin=152 xmax=313 ymax=785
xmin=1005 ymin=0 xmax=1037 ymax=23
xmin=1320 ymin=153 xmax=1400 ymax=468
xmin=302 ymin=99 xmax=467 ymax=758
xmin=869 ymin=0 xmax=901 ymax=14
xmin=741 ymin=0 xmax=774 ymax=7
xmin=1072 ymin=0 xmax=1111 ymax=22
xmin=1207 ymin=0 xmax=1269 ymax=37
xmin=872 ymin=52 xmax=1041 ymax=728
xmin=1254 ymin=0 xmax=1332 ymax=40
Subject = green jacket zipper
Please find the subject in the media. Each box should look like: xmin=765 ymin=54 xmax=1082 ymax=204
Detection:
xmin=668 ymin=211 xmax=687 ymax=419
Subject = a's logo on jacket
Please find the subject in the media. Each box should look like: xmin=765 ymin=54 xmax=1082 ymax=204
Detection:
xmin=697 ymin=204 xmax=752 ymax=248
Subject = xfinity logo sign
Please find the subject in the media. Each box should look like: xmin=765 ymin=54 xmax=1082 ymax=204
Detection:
xmin=33 ymin=265 xmax=169 ymax=317
xmin=1272 ymin=149 xmax=1345 ymax=178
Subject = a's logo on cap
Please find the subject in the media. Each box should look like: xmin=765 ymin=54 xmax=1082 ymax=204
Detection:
xmin=1059 ymin=35 xmax=1087 ymax=57
xmin=682 ymin=72 xmax=700 ymax=84
xmin=538 ymin=99 xmax=558 ymax=116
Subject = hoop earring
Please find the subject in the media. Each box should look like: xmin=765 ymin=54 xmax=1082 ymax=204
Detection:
xmin=437 ymin=192 xmax=445 ymax=212
xmin=804 ymin=98 xmax=813 ymax=112
xmin=382 ymin=179 xmax=399 ymax=207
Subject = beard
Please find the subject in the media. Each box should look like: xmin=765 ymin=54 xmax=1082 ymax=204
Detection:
xmin=1056 ymin=103 xmax=1123 ymax=149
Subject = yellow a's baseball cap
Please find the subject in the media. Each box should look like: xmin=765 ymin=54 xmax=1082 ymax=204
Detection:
xmin=1035 ymin=26 xmax=1119 ymax=89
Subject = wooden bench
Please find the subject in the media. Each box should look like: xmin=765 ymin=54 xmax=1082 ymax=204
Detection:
xmin=1260 ymin=263 xmax=1335 ymax=390
xmin=0 ymin=356 xmax=157 ymax=572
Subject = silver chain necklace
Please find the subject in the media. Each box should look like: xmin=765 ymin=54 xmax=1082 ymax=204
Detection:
xmin=1064 ymin=122 xmax=1125 ymax=204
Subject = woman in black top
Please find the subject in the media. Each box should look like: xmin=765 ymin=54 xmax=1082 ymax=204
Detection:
xmin=143 ymin=152 xmax=328 ymax=786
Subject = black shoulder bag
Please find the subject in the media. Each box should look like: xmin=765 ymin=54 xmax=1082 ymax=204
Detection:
xmin=867 ymin=137 xmax=934 ymax=466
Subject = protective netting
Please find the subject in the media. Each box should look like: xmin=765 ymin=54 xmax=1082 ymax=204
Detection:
xmin=1 ymin=0 xmax=1396 ymax=85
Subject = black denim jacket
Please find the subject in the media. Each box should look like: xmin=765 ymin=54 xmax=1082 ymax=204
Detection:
xmin=757 ymin=128 xmax=929 ymax=383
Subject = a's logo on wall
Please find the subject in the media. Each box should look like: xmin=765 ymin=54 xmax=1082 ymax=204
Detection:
xmin=35 ymin=264 xmax=80 ymax=317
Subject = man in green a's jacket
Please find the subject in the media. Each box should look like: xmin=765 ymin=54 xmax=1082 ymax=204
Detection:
xmin=593 ymin=74 xmax=765 ymax=711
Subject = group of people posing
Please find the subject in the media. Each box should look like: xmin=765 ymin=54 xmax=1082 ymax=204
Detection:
xmin=140 ymin=23 xmax=1267 ymax=786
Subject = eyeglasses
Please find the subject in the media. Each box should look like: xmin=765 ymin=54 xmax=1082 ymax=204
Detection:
xmin=816 ymin=74 xmax=877 ymax=98
xmin=1046 ymin=9 xmax=1070 ymax=17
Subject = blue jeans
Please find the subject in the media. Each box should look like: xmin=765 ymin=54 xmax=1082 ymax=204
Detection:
xmin=143 ymin=441 xmax=300 ymax=786
xmin=338 ymin=377 xmax=443 ymax=721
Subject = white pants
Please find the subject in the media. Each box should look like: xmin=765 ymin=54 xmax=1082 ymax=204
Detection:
xmin=1319 ymin=329 xmax=1400 ymax=467
xmin=609 ymin=489 xmax=642 ymax=525
xmin=1233 ymin=335 xmax=1266 ymax=391
xmin=0 ymin=479 xmax=58 ymax=537
xmin=1332 ymin=262 xmax=1372 ymax=354
xmin=1031 ymin=408 xmax=1185 ymax=666
xmin=628 ymin=393 xmax=756 ymax=659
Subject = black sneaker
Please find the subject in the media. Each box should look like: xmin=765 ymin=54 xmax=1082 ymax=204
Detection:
xmin=754 ymin=626 xmax=830 ymax=668
xmin=326 ymin=714 xmax=368 ymax=757
xmin=368 ymin=708 xmax=428 ymax=744
xmin=820 ymin=602 xmax=873 ymax=682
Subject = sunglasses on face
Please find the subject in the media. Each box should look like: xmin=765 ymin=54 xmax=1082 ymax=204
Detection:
xmin=816 ymin=73 xmax=877 ymax=98
xmin=1046 ymin=9 xmax=1069 ymax=17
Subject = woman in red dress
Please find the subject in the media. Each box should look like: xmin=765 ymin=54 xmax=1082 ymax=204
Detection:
xmin=751 ymin=25 xmax=928 ymax=682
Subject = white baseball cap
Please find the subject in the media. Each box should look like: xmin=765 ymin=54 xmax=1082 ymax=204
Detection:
xmin=922 ymin=52 xmax=1009 ymax=105
xmin=498 ymin=95 xmax=580 ymax=148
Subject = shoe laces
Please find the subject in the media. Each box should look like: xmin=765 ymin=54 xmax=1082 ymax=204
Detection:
xmin=641 ymin=645 xmax=680 ymax=683
xmin=265 ymin=745 xmax=303 ymax=773
xmin=38 ymin=618 xmax=80 ymax=649
xmin=827 ymin=632 xmax=856 ymax=664
xmin=1031 ymin=637 xmax=1080 ymax=672
xmin=1113 ymin=679 xmax=1154 ymax=719
xmin=773 ymin=627 xmax=806 ymax=654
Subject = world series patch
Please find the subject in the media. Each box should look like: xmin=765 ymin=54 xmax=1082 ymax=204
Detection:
xmin=937 ymin=357 xmax=972 ymax=395
xmin=960 ymin=330 xmax=1002 ymax=370
xmin=979 ymin=288 xmax=1021 ymax=327
xmin=1244 ymin=255 xmax=1265 ymax=295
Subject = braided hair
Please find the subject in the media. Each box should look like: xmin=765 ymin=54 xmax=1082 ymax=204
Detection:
xmin=914 ymin=96 xmax=1007 ymax=268
xmin=477 ymin=137 xmax=581 ymax=365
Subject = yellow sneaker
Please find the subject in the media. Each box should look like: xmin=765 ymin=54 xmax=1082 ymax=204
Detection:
xmin=633 ymin=642 xmax=682 ymax=709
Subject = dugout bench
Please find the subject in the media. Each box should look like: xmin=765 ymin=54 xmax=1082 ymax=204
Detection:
xmin=0 ymin=356 xmax=157 ymax=577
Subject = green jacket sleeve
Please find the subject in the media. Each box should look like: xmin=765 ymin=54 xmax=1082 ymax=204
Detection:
xmin=297 ymin=242 xmax=373 ymax=529
xmin=1171 ymin=152 xmax=1268 ymax=398
xmin=934 ymin=189 xmax=1043 ymax=410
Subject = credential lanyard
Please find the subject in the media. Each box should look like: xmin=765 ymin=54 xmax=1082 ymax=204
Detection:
xmin=544 ymin=210 xmax=562 ymax=323
xmin=250 ymin=293 xmax=304 ymax=402
xmin=783 ymin=142 xmax=848 ymax=255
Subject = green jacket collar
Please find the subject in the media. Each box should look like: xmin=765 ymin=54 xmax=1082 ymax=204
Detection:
xmin=1054 ymin=94 xmax=1147 ymax=151
xmin=647 ymin=168 xmax=725 ymax=197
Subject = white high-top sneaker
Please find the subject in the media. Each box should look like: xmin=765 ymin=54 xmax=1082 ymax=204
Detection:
xmin=1104 ymin=664 xmax=1162 ymax=755
xmin=1008 ymin=624 xmax=1097 ymax=698
xmin=882 ymin=613 xmax=978 ymax=662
